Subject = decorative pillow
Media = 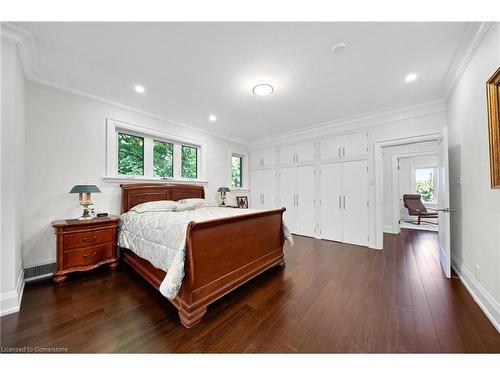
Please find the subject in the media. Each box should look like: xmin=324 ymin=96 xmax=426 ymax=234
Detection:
xmin=131 ymin=200 xmax=178 ymax=213
xmin=174 ymin=198 xmax=206 ymax=211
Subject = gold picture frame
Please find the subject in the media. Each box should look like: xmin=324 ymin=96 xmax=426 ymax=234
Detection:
xmin=487 ymin=67 xmax=500 ymax=188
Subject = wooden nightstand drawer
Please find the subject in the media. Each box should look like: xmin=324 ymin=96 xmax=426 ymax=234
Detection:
xmin=63 ymin=228 xmax=114 ymax=250
xmin=52 ymin=216 xmax=120 ymax=283
xmin=63 ymin=243 xmax=113 ymax=269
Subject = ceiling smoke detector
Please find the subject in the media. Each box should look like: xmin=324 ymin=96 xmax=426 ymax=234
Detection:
xmin=331 ymin=42 xmax=347 ymax=54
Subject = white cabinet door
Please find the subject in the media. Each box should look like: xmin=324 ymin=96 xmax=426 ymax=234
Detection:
xmin=319 ymin=163 xmax=343 ymax=242
xmin=296 ymin=165 xmax=316 ymax=237
xmin=343 ymin=132 xmax=368 ymax=157
xmin=295 ymin=141 xmax=315 ymax=163
xmin=280 ymin=141 xmax=315 ymax=164
xmin=319 ymin=135 xmax=346 ymax=160
xmin=279 ymin=144 xmax=296 ymax=165
xmin=251 ymin=148 xmax=276 ymax=168
xmin=342 ymin=160 xmax=368 ymax=246
xmin=250 ymin=169 xmax=277 ymax=209
xmin=279 ymin=167 xmax=297 ymax=233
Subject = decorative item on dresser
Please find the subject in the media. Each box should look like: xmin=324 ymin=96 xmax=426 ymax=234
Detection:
xmin=236 ymin=196 xmax=249 ymax=208
xmin=217 ymin=186 xmax=231 ymax=206
xmin=69 ymin=184 xmax=101 ymax=220
xmin=51 ymin=216 xmax=120 ymax=283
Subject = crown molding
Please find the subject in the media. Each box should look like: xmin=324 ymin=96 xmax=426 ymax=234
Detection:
xmin=1 ymin=22 xmax=247 ymax=145
xmin=248 ymin=98 xmax=446 ymax=147
xmin=440 ymin=21 xmax=493 ymax=98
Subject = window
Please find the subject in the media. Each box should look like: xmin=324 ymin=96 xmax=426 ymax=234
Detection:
xmin=107 ymin=119 xmax=203 ymax=181
xmin=153 ymin=140 xmax=173 ymax=178
xmin=181 ymin=145 xmax=198 ymax=179
xmin=231 ymin=155 xmax=242 ymax=188
xmin=414 ymin=167 xmax=437 ymax=203
xmin=118 ymin=133 xmax=144 ymax=175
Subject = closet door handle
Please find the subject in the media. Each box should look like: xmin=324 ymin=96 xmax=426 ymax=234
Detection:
xmin=339 ymin=195 xmax=342 ymax=209
xmin=343 ymin=195 xmax=346 ymax=209
xmin=296 ymin=194 xmax=299 ymax=206
xmin=343 ymin=146 xmax=346 ymax=157
xmin=295 ymin=153 xmax=299 ymax=163
xmin=338 ymin=147 xmax=341 ymax=157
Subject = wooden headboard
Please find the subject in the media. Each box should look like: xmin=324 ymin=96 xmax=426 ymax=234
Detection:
xmin=120 ymin=183 xmax=205 ymax=213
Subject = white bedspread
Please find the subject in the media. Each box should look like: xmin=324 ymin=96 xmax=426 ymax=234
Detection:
xmin=118 ymin=203 xmax=293 ymax=299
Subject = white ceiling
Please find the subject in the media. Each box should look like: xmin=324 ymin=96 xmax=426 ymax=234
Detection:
xmin=14 ymin=22 xmax=472 ymax=142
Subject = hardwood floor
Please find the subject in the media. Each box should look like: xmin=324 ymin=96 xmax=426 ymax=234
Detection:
xmin=1 ymin=229 xmax=499 ymax=353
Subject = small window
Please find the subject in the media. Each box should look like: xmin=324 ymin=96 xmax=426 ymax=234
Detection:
xmin=415 ymin=167 xmax=436 ymax=203
xmin=118 ymin=132 xmax=144 ymax=175
xmin=153 ymin=140 xmax=173 ymax=178
xmin=231 ymin=155 xmax=242 ymax=188
xmin=181 ymin=145 xmax=198 ymax=179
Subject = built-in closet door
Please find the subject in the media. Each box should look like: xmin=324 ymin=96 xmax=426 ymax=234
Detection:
xmin=319 ymin=135 xmax=346 ymax=160
xmin=279 ymin=167 xmax=297 ymax=233
xmin=251 ymin=148 xmax=276 ymax=168
xmin=250 ymin=169 xmax=277 ymax=209
xmin=295 ymin=165 xmax=315 ymax=237
xmin=319 ymin=163 xmax=343 ymax=242
xmin=341 ymin=160 xmax=368 ymax=246
xmin=343 ymin=132 xmax=368 ymax=157
xmin=280 ymin=141 xmax=314 ymax=164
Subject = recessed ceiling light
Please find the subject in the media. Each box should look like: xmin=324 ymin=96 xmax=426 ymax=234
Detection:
xmin=331 ymin=42 xmax=347 ymax=54
xmin=405 ymin=73 xmax=418 ymax=83
xmin=253 ymin=83 xmax=274 ymax=96
xmin=209 ymin=114 xmax=217 ymax=122
xmin=134 ymin=85 xmax=145 ymax=94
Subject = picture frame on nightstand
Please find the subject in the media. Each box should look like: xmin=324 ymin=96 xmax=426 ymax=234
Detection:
xmin=236 ymin=196 xmax=248 ymax=208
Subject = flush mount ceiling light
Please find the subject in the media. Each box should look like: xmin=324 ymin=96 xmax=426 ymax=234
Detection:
xmin=253 ymin=83 xmax=274 ymax=96
xmin=331 ymin=42 xmax=347 ymax=54
xmin=134 ymin=85 xmax=145 ymax=94
xmin=209 ymin=114 xmax=217 ymax=122
xmin=405 ymin=73 xmax=418 ymax=83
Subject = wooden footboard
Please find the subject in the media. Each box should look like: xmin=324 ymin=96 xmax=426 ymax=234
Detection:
xmin=119 ymin=181 xmax=286 ymax=328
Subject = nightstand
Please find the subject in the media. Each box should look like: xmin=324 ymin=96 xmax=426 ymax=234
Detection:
xmin=51 ymin=216 xmax=120 ymax=283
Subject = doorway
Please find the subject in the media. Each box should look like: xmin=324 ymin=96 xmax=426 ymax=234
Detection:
xmin=374 ymin=129 xmax=451 ymax=278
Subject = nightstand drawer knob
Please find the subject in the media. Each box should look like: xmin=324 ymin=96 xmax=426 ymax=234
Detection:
xmin=83 ymin=252 xmax=97 ymax=258
xmin=83 ymin=236 xmax=97 ymax=242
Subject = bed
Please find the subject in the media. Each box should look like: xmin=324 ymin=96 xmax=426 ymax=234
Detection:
xmin=118 ymin=183 xmax=288 ymax=328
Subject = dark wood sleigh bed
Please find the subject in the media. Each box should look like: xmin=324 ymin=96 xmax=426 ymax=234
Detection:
xmin=119 ymin=183 xmax=286 ymax=328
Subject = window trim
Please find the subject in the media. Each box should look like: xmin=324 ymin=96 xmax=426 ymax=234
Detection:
xmin=231 ymin=154 xmax=243 ymax=188
xmin=106 ymin=118 xmax=205 ymax=183
xmin=411 ymin=165 xmax=438 ymax=204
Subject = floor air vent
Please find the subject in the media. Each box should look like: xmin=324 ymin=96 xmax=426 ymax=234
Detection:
xmin=24 ymin=263 xmax=55 ymax=281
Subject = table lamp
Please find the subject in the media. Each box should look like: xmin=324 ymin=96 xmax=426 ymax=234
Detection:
xmin=217 ymin=187 xmax=231 ymax=206
xmin=70 ymin=184 xmax=101 ymax=220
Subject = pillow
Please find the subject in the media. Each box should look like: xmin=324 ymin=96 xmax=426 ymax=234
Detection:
xmin=174 ymin=198 xmax=206 ymax=212
xmin=130 ymin=200 xmax=178 ymax=213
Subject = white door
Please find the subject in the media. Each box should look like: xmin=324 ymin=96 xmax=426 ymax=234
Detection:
xmin=319 ymin=135 xmax=346 ymax=160
xmin=251 ymin=148 xmax=276 ymax=168
xmin=343 ymin=132 xmax=368 ymax=157
xmin=280 ymin=144 xmax=296 ymax=165
xmin=296 ymin=165 xmax=316 ymax=237
xmin=250 ymin=170 xmax=265 ymax=208
xmin=295 ymin=141 xmax=315 ymax=163
xmin=279 ymin=167 xmax=297 ymax=233
xmin=438 ymin=126 xmax=451 ymax=278
xmin=320 ymin=163 xmax=343 ymax=242
xmin=342 ymin=160 xmax=369 ymax=246
xmin=250 ymin=169 xmax=277 ymax=209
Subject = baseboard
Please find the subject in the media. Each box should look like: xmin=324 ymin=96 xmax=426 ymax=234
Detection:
xmin=0 ymin=269 xmax=25 ymax=316
xmin=451 ymin=253 xmax=500 ymax=333
xmin=383 ymin=225 xmax=397 ymax=234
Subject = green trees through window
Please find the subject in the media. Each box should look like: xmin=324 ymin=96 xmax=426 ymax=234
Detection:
xmin=415 ymin=168 xmax=435 ymax=202
xmin=231 ymin=155 xmax=242 ymax=188
xmin=153 ymin=140 xmax=173 ymax=178
xmin=181 ymin=145 xmax=198 ymax=179
xmin=118 ymin=133 xmax=144 ymax=175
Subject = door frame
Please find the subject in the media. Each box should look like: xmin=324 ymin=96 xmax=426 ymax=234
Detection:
xmin=374 ymin=132 xmax=441 ymax=249
xmin=390 ymin=151 xmax=439 ymax=234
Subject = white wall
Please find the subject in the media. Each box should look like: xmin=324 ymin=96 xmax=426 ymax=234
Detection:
xmin=382 ymin=142 xmax=439 ymax=232
xmin=250 ymin=102 xmax=446 ymax=248
xmin=447 ymin=23 xmax=500 ymax=330
xmin=23 ymin=81 xmax=249 ymax=268
xmin=1 ymin=38 xmax=26 ymax=315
